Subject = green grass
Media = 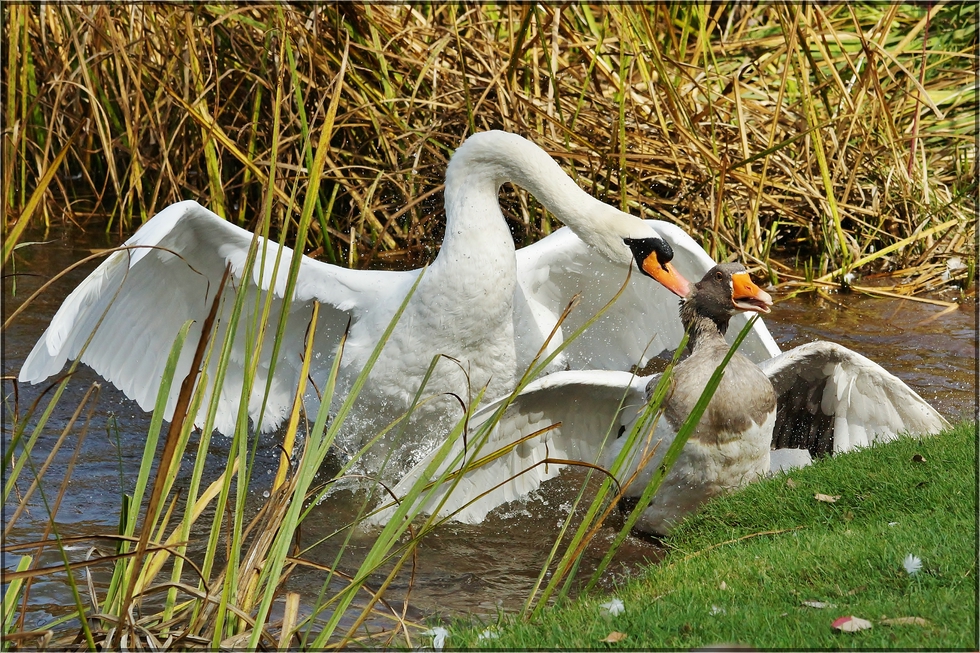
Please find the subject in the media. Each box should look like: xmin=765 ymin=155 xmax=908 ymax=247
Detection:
xmin=448 ymin=421 xmax=978 ymax=649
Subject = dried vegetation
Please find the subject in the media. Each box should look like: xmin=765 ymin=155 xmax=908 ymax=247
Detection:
xmin=3 ymin=3 xmax=976 ymax=293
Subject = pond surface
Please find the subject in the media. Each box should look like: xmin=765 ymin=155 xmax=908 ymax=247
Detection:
xmin=3 ymin=226 xmax=976 ymax=635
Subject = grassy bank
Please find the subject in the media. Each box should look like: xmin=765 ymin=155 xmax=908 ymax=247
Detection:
xmin=449 ymin=421 xmax=978 ymax=649
xmin=4 ymin=4 xmax=976 ymax=293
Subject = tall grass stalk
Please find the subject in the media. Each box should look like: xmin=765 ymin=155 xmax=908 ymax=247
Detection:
xmin=2 ymin=555 xmax=32 ymax=640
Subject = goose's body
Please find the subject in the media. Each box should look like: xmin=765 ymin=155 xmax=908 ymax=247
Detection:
xmin=379 ymin=266 xmax=948 ymax=535
xmin=19 ymin=131 xmax=778 ymax=472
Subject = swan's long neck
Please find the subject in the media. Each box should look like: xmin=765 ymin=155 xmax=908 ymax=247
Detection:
xmin=441 ymin=131 xmax=642 ymax=267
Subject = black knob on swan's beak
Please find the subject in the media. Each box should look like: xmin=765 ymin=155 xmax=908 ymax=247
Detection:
xmin=624 ymin=237 xmax=691 ymax=298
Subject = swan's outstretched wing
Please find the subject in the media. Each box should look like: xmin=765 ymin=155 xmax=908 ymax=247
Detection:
xmin=19 ymin=200 xmax=413 ymax=435
xmin=514 ymin=221 xmax=780 ymax=372
xmin=376 ymin=370 xmax=651 ymax=525
xmin=759 ymin=341 xmax=949 ymax=456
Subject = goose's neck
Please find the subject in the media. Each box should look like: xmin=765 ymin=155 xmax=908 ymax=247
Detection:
xmin=680 ymin=302 xmax=730 ymax=352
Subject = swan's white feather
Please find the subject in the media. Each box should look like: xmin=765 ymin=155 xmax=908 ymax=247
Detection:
xmin=375 ymin=368 xmax=775 ymax=534
xmin=514 ymin=222 xmax=780 ymax=373
xmin=20 ymin=201 xmax=410 ymax=433
xmin=378 ymin=370 xmax=648 ymax=525
xmin=769 ymin=448 xmax=812 ymax=472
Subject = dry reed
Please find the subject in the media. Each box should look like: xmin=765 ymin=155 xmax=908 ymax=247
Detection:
xmin=3 ymin=3 xmax=975 ymax=293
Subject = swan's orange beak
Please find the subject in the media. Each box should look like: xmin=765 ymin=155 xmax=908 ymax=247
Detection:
xmin=642 ymin=258 xmax=691 ymax=298
xmin=731 ymin=271 xmax=773 ymax=313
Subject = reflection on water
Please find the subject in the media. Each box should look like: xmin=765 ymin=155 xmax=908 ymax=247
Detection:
xmin=3 ymin=227 xmax=977 ymax=631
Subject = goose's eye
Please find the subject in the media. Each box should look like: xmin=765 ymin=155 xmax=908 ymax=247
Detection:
xmin=715 ymin=271 xmax=724 ymax=281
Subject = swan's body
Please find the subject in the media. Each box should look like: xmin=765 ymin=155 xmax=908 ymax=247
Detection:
xmin=379 ymin=266 xmax=948 ymax=535
xmin=19 ymin=131 xmax=779 ymax=472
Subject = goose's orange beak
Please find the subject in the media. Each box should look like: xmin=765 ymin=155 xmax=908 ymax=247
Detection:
xmin=731 ymin=271 xmax=773 ymax=313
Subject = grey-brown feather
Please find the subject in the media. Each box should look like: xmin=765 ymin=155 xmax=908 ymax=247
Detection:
xmin=666 ymin=339 xmax=776 ymax=446
xmin=655 ymin=262 xmax=776 ymax=445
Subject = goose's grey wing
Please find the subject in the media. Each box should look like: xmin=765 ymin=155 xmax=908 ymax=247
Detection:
xmin=19 ymin=200 xmax=413 ymax=435
xmin=759 ymin=341 xmax=949 ymax=456
xmin=375 ymin=370 xmax=649 ymax=525
xmin=514 ymin=221 xmax=780 ymax=373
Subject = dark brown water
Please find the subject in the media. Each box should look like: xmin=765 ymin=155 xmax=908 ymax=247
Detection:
xmin=3 ymin=227 xmax=976 ymax=633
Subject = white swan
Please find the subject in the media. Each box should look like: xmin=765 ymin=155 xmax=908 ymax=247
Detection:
xmin=18 ymin=131 xmax=779 ymax=470
xmin=380 ymin=265 xmax=948 ymax=534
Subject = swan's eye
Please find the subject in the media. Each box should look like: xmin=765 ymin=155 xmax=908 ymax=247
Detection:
xmin=622 ymin=237 xmax=691 ymax=297
xmin=652 ymin=239 xmax=675 ymax=266
xmin=622 ymin=237 xmax=674 ymax=270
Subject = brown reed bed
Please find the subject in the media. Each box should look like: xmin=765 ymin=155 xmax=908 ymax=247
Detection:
xmin=3 ymin=3 xmax=976 ymax=295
